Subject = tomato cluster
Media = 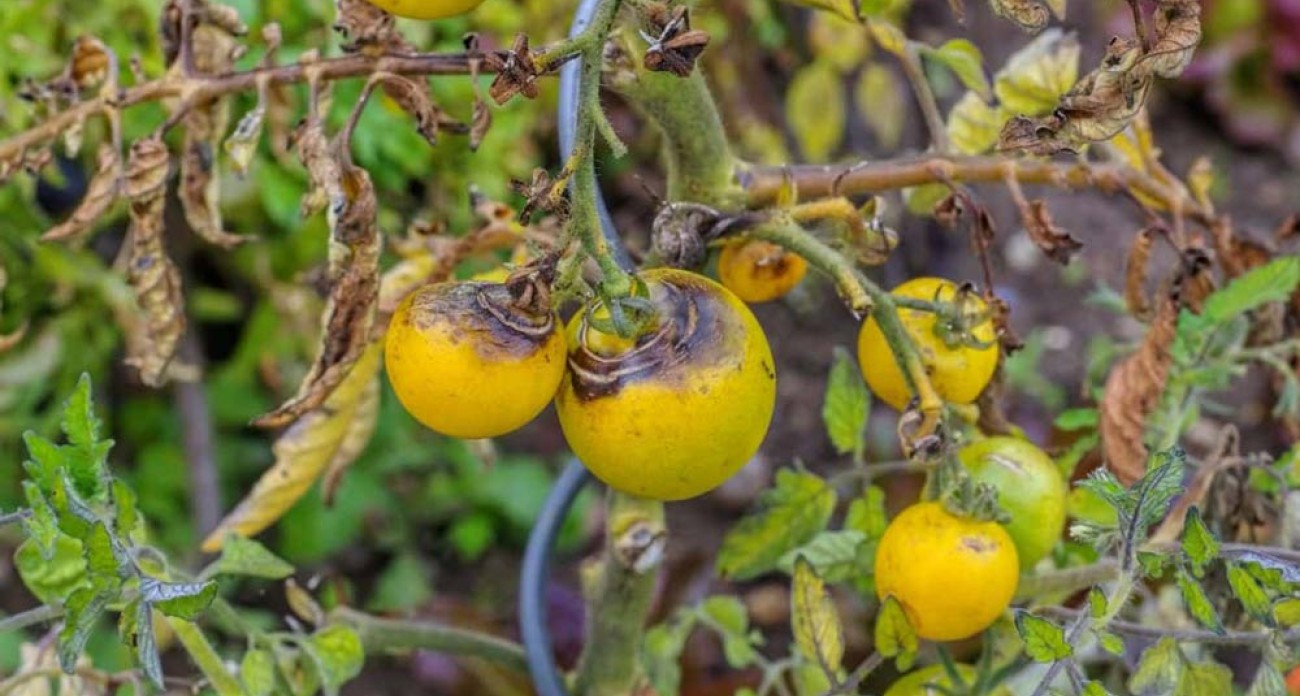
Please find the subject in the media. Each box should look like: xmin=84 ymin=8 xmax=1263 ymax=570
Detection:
xmin=385 ymin=268 xmax=777 ymax=501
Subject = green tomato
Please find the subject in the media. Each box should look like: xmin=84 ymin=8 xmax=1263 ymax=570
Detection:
xmin=959 ymin=436 xmax=1068 ymax=570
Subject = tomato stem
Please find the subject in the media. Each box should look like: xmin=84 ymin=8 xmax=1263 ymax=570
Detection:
xmin=573 ymin=490 xmax=666 ymax=695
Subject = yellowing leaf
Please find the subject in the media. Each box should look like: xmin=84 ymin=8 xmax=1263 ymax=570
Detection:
xmin=1105 ymin=112 xmax=1175 ymax=210
xmin=947 ymin=92 xmax=1005 ymax=154
xmin=786 ymin=60 xmax=846 ymax=162
xmin=866 ymin=19 xmax=906 ymax=55
xmin=925 ymin=39 xmax=991 ymax=100
xmin=856 ymin=63 xmax=907 ymax=152
xmin=201 ymin=341 xmax=383 ymax=552
xmin=993 ymin=28 xmax=1078 ymax=115
xmin=874 ymin=595 xmax=917 ymax=671
xmin=717 ymin=469 xmax=836 ymax=580
xmin=791 ymin=558 xmax=844 ymax=680
xmin=808 ymin=12 xmax=870 ymax=73
xmin=779 ymin=0 xmax=860 ymax=22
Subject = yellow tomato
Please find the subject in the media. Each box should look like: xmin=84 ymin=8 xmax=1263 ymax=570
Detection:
xmin=717 ymin=239 xmax=808 ymax=303
xmin=857 ymin=277 xmax=998 ymax=410
xmin=385 ymin=281 xmax=565 ymax=438
xmin=959 ymin=437 xmax=1068 ymax=569
xmin=555 ymin=269 xmax=777 ymax=501
xmin=363 ymin=0 xmax=485 ymax=20
xmin=874 ymin=502 xmax=1018 ymax=642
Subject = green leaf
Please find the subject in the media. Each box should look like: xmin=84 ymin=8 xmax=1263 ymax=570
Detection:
xmin=304 ymin=625 xmax=365 ymax=694
xmin=856 ymin=63 xmax=906 ymax=152
xmin=1128 ymin=638 xmax=1185 ymax=696
xmin=60 ymin=373 xmax=111 ymax=503
xmin=791 ymin=558 xmax=844 ymax=680
xmin=132 ymin=600 xmax=164 ymax=689
xmin=1096 ymin=630 xmax=1124 ymax=656
xmin=1087 ymin=587 xmax=1107 ymax=619
xmin=1083 ymin=681 xmax=1115 ymax=696
xmin=141 ymin=578 xmax=217 ymax=620
xmin=822 ymin=347 xmax=870 ymax=459
xmin=242 ymin=648 xmax=278 ymax=696
xmin=58 ymin=587 xmax=109 ymax=672
xmin=214 ymin=534 xmax=295 ymax=580
xmin=1129 ymin=450 xmax=1187 ymax=537
xmin=22 ymin=481 xmax=60 ymax=556
xmin=778 ymin=530 xmax=867 ymax=583
xmin=84 ymin=522 xmax=121 ymax=588
xmin=367 ymin=553 xmax=432 ymax=613
xmin=15 ymin=534 xmax=89 ymax=605
xmin=1273 ymin=597 xmax=1300 ymax=627
xmin=717 ymin=469 xmax=836 ymax=580
xmin=793 ymin=660 xmax=835 ymax=696
xmin=1014 ymin=611 xmax=1071 ymax=662
xmin=642 ymin=613 xmax=695 ymax=696
xmin=1226 ymin=562 xmax=1275 ymax=626
xmin=701 ymin=596 xmax=750 ymax=636
xmin=786 ymin=60 xmax=845 ymax=162
xmin=22 ymin=431 xmax=64 ymax=494
xmin=1181 ymin=507 xmax=1219 ymax=578
xmin=1054 ymin=408 xmax=1099 ymax=431
xmin=845 ymin=486 xmax=887 ymax=539
xmin=1246 ymin=661 xmax=1287 ymax=696
xmin=111 ymin=480 xmax=145 ymax=545
xmin=1176 ymin=662 xmax=1233 ymax=696
xmin=925 ymin=39 xmax=991 ymax=99
xmin=1176 ymin=568 xmax=1223 ymax=634
xmin=1203 ymin=257 xmax=1300 ymax=323
xmin=874 ymin=595 xmax=917 ymax=671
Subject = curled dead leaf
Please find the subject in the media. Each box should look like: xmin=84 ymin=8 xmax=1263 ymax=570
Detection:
xmin=253 ymin=164 xmax=380 ymax=428
xmin=42 ymin=144 xmax=121 ymax=243
xmin=1018 ymin=198 xmax=1082 ymax=264
xmin=333 ymin=0 xmax=411 ymax=54
xmin=1099 ymin=287 xmax=1176 ymax=486
xmin=374 ymin=73 xmax=464 ymax=147
xmin=1124 ymin=227 xmax=1156 ymax=319
xmin=124 ymin=137 xmax=187 ymax=387
xmin=322 ymin=372 xmax=380 ymax=505
xmin=487 ymin=34 xmax=543 ymax=105
xmin=989 ymin=0 xmax=1050 ymax=32
xmin=294 ymin=106 xmax=343 ymax=219
xmin=1144 ymin=0 xmax=1201 ymax=79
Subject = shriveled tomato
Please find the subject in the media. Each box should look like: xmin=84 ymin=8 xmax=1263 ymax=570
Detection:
xmin=717 ymin=238 xmax=808 ymax=303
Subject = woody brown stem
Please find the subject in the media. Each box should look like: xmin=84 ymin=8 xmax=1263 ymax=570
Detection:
xmin=1 ymin=50 xmax=508 ymax=165
xmin=739 ymin=156 xmax=1213 ymax=225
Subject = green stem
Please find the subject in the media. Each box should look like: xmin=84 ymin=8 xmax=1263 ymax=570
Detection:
xmin=328 ymin=606 xmax=528 ymax=674
xmin=563 ymin=0 xmax=634 ymax=301
xmin=609 ymin=50 xmax=741 ymax=207
xmin=0 ymin=605 xmax=62 ymax=633
xmin=899 ymin=42 xmax=950 ymax=153
xmin=168 ymin=617 xmax=245 ymax=696
xmin=573 ymin=491 xmax=666 ymax=696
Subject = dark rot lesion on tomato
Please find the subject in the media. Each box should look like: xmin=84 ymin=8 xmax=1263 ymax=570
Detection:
xmin=567 ymin=274 xmax=746 ymax=400
xmin=401 ymin=281 xmax=558 ymax=361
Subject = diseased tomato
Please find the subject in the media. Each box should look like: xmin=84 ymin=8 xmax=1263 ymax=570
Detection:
xmin=717 ymin=238 xmax=808 ymax=303
xmin=874 ymin=502 xmax=1018 ymax=641
xmin=959 ymin=436 xmax=1068 ymax=569
xmin=857 ymin=277 xmax=998 ymax=410
xmin=385 ymin=281 xmax=565 ymax=438
xmin=362 ymin=0 xmax=486 ymax=20
xmin=555 ymin=269 xmax=777 ymax=501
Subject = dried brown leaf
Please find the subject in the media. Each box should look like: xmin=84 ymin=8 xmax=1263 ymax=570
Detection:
xmin=253 ymin=163 xmax=380 ymax=428
xmin=42 ymin=144 xmax=121 ymax=243
xmin=1144 ymin=0 xmax=1201 ymax=79
xmin=333 ymin=0 xmax=412 ymax=54
xmin=124 ymin=137 xmax=186 ymax=387
xmin=1211 ymin=217 xmax=1272 ymax=280
xmin=224 ymin=103 xmax=265 ymax=177
xmin=294 ymin=109 xmax=343 ymax=219
xmin=69 ymin=35 xmax=112 ymax=90
xmin=375 ymin=73 xmax=462 ymax=147
xmin=1124 ymin=227 xmax=1156 ymax=319
xmin=1100 ymin=289 xmax=1176 ymax=486
xmin=1178 ymin=247 xmax=1214 ymax=314
xmin=180 ymin=102 xmax=245 ymax=247
xmin=488 ymin=34 xmax=542 ymax=105
xmin=1020 ymin=199 xmax=1082 ymax=264
xmin=989 ymin=0 xmax=1050 ymax=32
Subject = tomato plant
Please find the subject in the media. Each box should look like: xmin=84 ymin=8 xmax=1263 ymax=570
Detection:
xmin=3 ymin=0 xmax=1300 ymax=694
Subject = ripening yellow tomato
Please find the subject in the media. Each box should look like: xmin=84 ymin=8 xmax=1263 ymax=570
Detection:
xmin=717 ymin=239 xmax=808 ymax=303
xmin=857 ymin=277 xmax=998 ymax=410
xmin=874 ymin=502 xmax=1018 ymax=641
xmin=362 ymin=0 xmax=485 ymax=20
xmin=385 ymin=281 xmax=565 ymax=438
xmin=555 ymin=269 xmax=777 ymax=500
